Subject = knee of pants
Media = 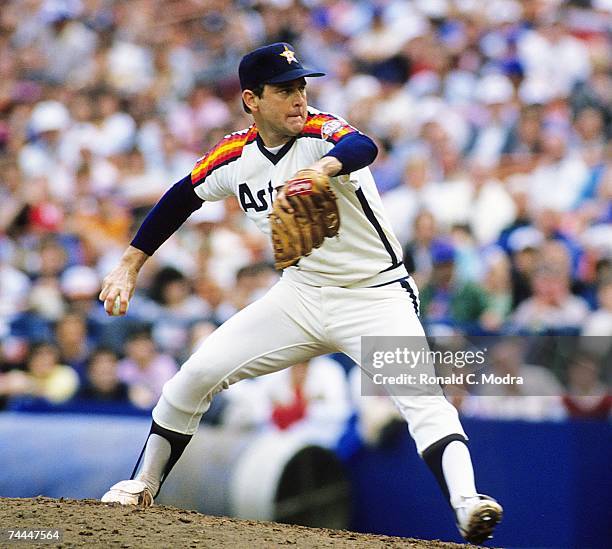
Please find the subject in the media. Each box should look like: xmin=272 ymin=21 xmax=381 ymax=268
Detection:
xmin=153 ymin=393 xmax=210 ymax=435
xmin=161 ymin=356 xmax=232 ymax=419
xmin=390 ymin=395 xmax=467 ymax=455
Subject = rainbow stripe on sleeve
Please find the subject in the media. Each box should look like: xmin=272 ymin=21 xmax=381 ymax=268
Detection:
xmin=191 ymin=127 xmax=257 ymax=187
xmin=300 ymin=113 xmax=357 ymax=143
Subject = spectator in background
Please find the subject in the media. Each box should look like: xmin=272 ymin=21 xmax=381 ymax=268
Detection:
xmin=562 ymin=354 xmax=610 ymax=420
xmin=0 ymin=341 xmax=79 ymax=405
xmin=466 ymin=73 xmax=516 ymax=170
xmin=77 ymin=347 xmax=130 ymax=404
xmin=18 ymin=101 xmax=75 ymax=201
xmin=0 ymin=337 xmax=29 ymax=410
xmin=499 ymin=105 xmax=543 ymax=176
xmin=66 ymin=190 xmax=132 ymax=259
xmin=506 ymin=226 xmax=543 ymax=307
xmin=26 ymin=234 xmax=68 ymax=281
xmin=528 ymin=128 xmax=590 ymax=213
xmin=403 ymin=210 xmax=437 ymax=288
xmin=517 ymin=13 xmax=591 ymax=103
xmin=222 ymin=356 xmax=351 ymax=448
xmin=570 ymin=56 xmax=610 ymax=126
xmin=382 ymin=154 xmax=429 ymax=247
xmin=156 ymin=131 xmax=198 ymax=184
xmin=54 ymin=310 xmax=92 ymax=381
xmin=167 ymin=85 xmax=232 ymax=152
xmin=92 ymin=91 xmax=136 ymax=157
xmin=582 ymin=277 xmax=612 ymax=337
xmin=188 ymin=320 xmax=218 ymax=356
xmin=572 ymin=106 xmax=607 ymax=157
xmin=511 ymin=265 xmax=590 ymax=334
xmin=58 ymin=264 xmax=106 ymax=338
xmin=462 ymin=339 xmax=565 ymax=421
xmin=148 ymin=266 xmax=208 ymax=319
xmin=479 ymin=252 xmax=513 ymax=334
xmin=580 ymin=276 xmax=612 ymax=361
xmin=193 ymin=276 xmax=226 ymax=325
xmin=496 ymin=175 xmax=532 ymax=255
xmin=533 ymin=209 xmax=583 ymax=277
xmin=367 ymin=64 xmax=415 ymax=144
xmin=449 ymin=224 xmax=483 ymax=284
xmin=0 ymin=241 xmax=31 ymax=329
xmin=146 ymin=266 xmax=210 ymax=359
xmin=369 ymin=137 xmax=403 ymax=193
xmin=118 ymin=147 xmax=166 ymax=214
xmin=349 ymin=6 xmax=415 ymax=64
xmin=201 ymin=197 xmax=272 ymax=290
xmin=268 ymin=358 xmax=350 ymax=437
xmin=216 ymin=262 xmax=278 ymax=322
xmin=419 ymin=240 xmax=488 ymax=331
xmin=347 ymin=363 xmax=405 ymax=449
xmin=8 ymin=290 xmax=56 ymax=344
xmin=9 ymin=243 xmax=76 ymax=343
xmin=421 ymin=143 xmax=472 ymax=232
xmin=117 ymin=329 xmax=178 ymax=409
xmin=466 ymin=161 xmax=516 ymax=246
xmin=36 ymin=4 xmax=98 ymax=84
xmin=26 ymin=175 xmax=67 ymax=235
xmin=0 ymin=160 xmax=27 ymax=237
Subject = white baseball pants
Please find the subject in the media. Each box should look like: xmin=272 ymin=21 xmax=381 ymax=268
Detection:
xmin=153 ymin=278 xmax=466 ymax=454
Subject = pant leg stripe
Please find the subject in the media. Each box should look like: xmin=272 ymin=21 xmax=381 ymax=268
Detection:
xmin=400 ymin=279 xmax=419 ymax=316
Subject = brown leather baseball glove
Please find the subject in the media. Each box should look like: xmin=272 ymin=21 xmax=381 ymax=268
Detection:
xmin=269 ymin=169 xmax=340 ymax=270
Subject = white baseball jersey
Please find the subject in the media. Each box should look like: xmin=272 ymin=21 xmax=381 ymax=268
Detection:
xmin=190 ymin=108 xmax=408 ymax=288
xmin=156 ymin=109 xmax=465 ymax=454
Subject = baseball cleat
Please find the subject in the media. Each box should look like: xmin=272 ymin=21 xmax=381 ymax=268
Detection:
xmin=455 ymin=494 xmax=503 ymax=545
xmin=101 ymin=480 xmax=154 ymax=507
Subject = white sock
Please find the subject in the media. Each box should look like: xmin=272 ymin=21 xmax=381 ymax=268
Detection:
xmin=441 ymin=440 xmax=478 ymax=509
xmin=135 ymin=434 xmax=171 ymax=496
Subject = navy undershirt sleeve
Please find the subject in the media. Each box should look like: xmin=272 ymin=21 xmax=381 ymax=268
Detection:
xmin=324 ymin=133 xmax=378 ymax=176
xmin=130 ymin=174 xmax=204 ymax=256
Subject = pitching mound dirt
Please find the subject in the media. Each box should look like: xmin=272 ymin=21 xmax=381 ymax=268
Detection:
xmin=0 ymin=497 xmax=469 ymax=548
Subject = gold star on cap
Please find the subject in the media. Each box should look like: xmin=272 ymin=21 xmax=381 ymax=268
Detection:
xmin=279 ymin=45 xmax=297 ymax=64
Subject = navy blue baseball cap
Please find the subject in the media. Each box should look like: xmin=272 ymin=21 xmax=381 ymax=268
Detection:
xmin=239 ymin=43 xmax=325 ymax=91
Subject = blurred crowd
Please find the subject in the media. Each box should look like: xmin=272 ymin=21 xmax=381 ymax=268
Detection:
xmin=0 ymin=0 xmax=610 ymax=423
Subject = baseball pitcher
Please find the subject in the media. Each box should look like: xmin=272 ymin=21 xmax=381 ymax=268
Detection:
xmin=99 ymin=43 xmax=502 ymax=544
